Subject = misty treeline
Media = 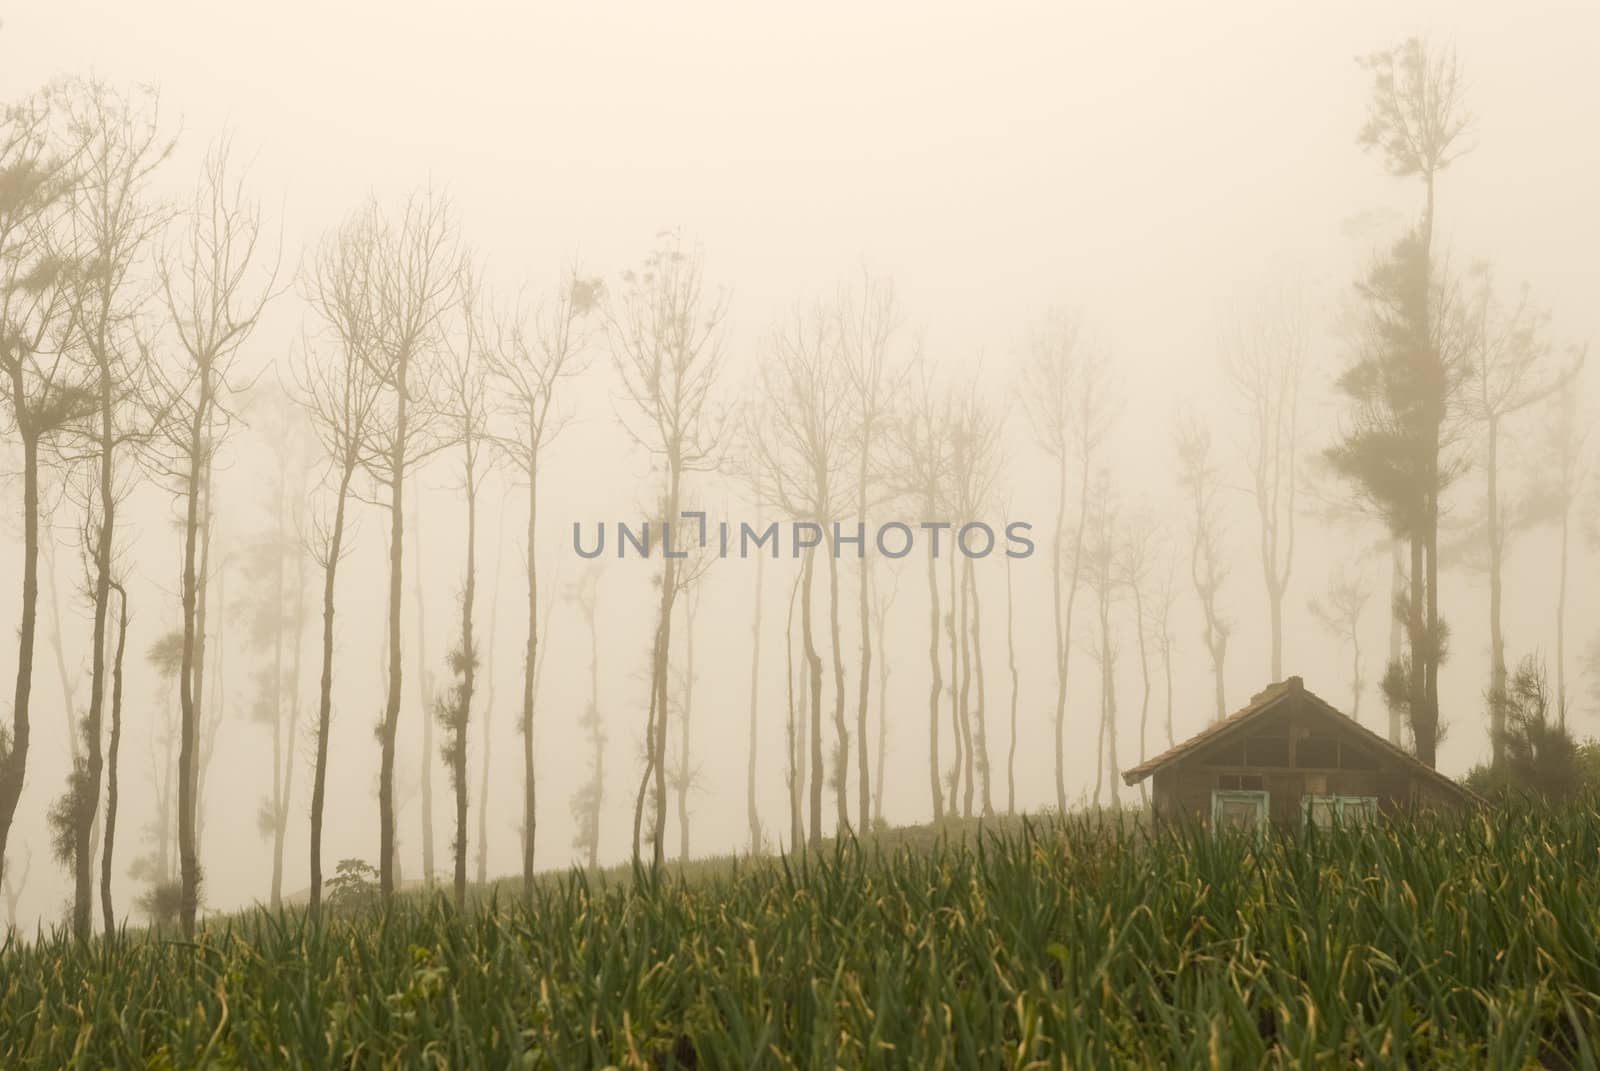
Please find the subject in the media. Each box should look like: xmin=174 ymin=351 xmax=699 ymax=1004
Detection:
xmin=0 ymin=37 xmax=1593 ymax=939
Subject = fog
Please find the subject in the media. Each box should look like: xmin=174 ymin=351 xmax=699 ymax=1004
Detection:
xmin=2 ymin=1 xmax=1597 ymax=933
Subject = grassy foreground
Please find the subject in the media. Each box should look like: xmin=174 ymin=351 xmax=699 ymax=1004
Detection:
xmin=3 ymin=805 xmax=1599 ymax=1069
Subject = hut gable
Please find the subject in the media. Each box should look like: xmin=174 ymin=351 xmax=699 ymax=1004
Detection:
xmin=1123 ymin=676 xmax=1479 ymax=828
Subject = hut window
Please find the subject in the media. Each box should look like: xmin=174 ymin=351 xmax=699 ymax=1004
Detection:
xmin=1296 ymin=736 xmax=1338 ymax=768
xmin=1303 ymin=795 xmax=1379 ymax=829
xmin=1218 ymin=774 xmax=1264 ymax=790
xmin=1243 ymin=736 xmax=1290 ymax=766
xmin=1211 ymin=790 xmax=1268 ymax=832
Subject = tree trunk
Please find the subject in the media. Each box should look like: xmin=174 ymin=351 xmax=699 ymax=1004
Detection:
xmin=953 ymin=550 xmax=972 ymax=818
xmin=967 ymin=558 xmax=993 ymax=817
xmin=521 ymin=461 xmax=540 ymax=896
xmin=177 ymin=378 xmax=212 ymax=938
xmin=453 ymin=464 xmax=476 ymax=910
xmin=1485 ymin=417 xmax=1506 ymax=767
xmin=854 ymin=480 xmax=874 ymax=833
xmin=379 ymin=374 xmax=407 ymax=899
xmin=801 ymin=544 xmax=823 ymax=848
xmin=650 ymin=484 xmax=683 ymax=868
xmin=746 ymin=538 xmax=764 ymax=854
xmin=873 ymin=579 xmax=891 ymax=828
xmin=677 ymin=594 xmax=695 ymax=862
xmin=100 ymin=582 xmax=127 ymax=934
xmin=825 ymin=542 xmax=851 ymax=836
xmin=309 ymin=465 xmax=354 ymax=923
xmin=924 ymin=532 xmax=943 ymax=822
xmin=413 ymin=492 xmax=435 ymax=885
xmin=1005 ymin=555 xmax=1018 ymax=814
xmin=1050 ymin=455 xmax=1067 ymax=815
xmin=476 ymin=518 xmax=503 ymax=886
xmin=1132 ymin=582 xmax=1151 ymax=808
xmin=785 ymin=570 xmax=801 ymax=850
xmin=74 ymin=349 xmax=118 ymax=941
xmin=1557 ymin=499 xmax=1570 ymax=728
xmin=275 ymin=550 xmax=306 ymax=910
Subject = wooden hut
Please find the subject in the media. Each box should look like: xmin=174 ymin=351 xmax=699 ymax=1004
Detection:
xmin=1121 ymin=676 xmax=1479 ymax=829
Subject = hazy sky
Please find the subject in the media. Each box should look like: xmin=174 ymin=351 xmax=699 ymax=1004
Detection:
xmin=3 ymin=2 xmax=1598 ymax=930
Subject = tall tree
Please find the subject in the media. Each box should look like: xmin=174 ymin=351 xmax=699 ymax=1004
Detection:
xmin=1221 ymin=287 xmax=1306 ymax=680
xmin=435 ymin=268 xmax=488 ymax=909
xmin=489 ymin=267 xmax=596 ymax=895
xmin=158 ymin=141 xmax=277 ymax=937
xmin=749 ymin=301 xmax=849 ymax=846
xmin=607 ymin=236 xmax=726 ymax=868
xmin=1018 ymin=313 xmax=1110 ymax=813
xmin=0 ymin=87 xmax=90 ymax=894
xmin=1082 ymin=470 xmax=1120 ymax=806
xmin=1176 ymin=412 xmax=1231 ymax=722
xmin=299 ymin=208 xmax=384 ymax=923
xmin=949 ymin=380 xmax=1001 ymax=817
xmin=837 ymin=272 xmax=899 ymax=830
xmin=886 ymin=365 xmax=953 ymax=822
xmin=1330 ymin=37 xmax=1473 ymax=768
xmin=363 ymin=189 xmax=463 ymax=900
xmin=1459 ymin=267 xmax=1578 ymax=764
xmin=55 ymin=81 xmax=170 ymax=940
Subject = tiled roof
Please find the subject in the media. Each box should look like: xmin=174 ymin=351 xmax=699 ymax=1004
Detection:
xmin=1121 ymin=675 xmax=1481 ymax=805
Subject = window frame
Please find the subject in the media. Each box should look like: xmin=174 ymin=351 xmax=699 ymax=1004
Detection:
xmin=1302 ymin=794 xmax=1380 ymax=828
xmin=1211 ymin=789 xmax=1269 ymax=833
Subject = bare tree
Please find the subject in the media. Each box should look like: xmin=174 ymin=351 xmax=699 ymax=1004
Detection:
xmin=949 ymin=379 xmax=1001 ymax=817
xmin=885 ymin=364 xmax=953 ymax=822
xmin=1082 ymin=470 xmax=1120 ymax=807
xmin=56 ymin=80 xmax=171 ymax=941
xmin=362 ymin=189 xmax=463 ymax=900
xmin=0 ymin=87 xmax=91 ymax=893
xmin=489 ymin=267 xmax=596 ymax=896
xmin=1018 ymin=312 xmax=1112 ymax=813
xmin=157 ymin=141 xmax=278 ymax=936
xmin=837 ymin=271 xmax=900 ymax=830
xmin=1176 ymin=411 xmax=1231 ymax=722
xmin=1308 ymin=562 xmax=1373 ymax=722
xmin=1221 ymin=287 xmax=1306 ymax=681
xmin=1458 ymin=267 xmax=1580 ymax=764
xmin=434 ymin=268 xmax=488 ymax=909
xmin=298 ymin=208 xmax=384 ymax=923
xmin=749 ymin=301 xmax=848 ymax=846
xmin=607 ymin=235 xmax=726 ymax=868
